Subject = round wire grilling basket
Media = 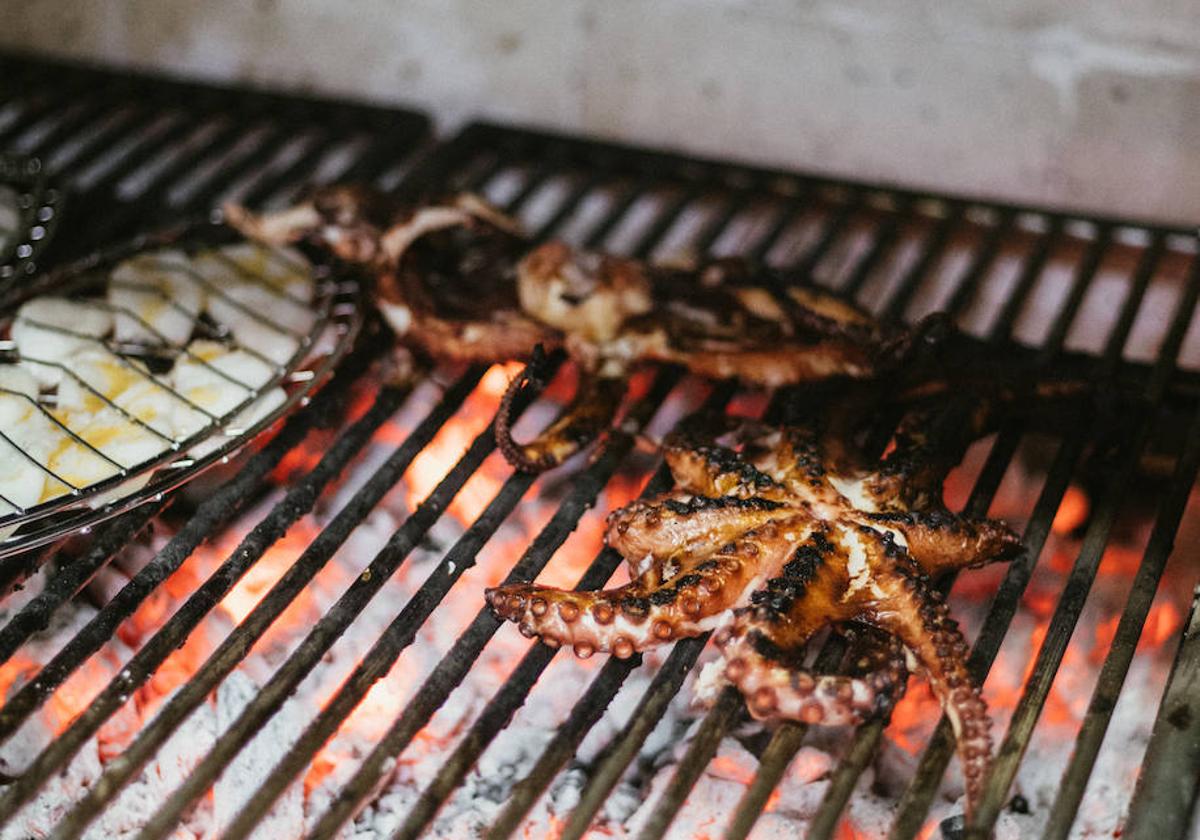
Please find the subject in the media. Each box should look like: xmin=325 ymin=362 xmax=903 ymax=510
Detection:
xmin=0 ymin=213 xmax=365 ymax=558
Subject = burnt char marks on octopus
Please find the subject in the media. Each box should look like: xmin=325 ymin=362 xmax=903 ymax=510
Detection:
xmin=749 ymin=628 xmax=809 ymax=670
xmin=662 ymin=495 xmax=784 ymax=516
xmin=750 ymin=527 xmax=832 ymax=622
xmin=649 ymin=572 xmax=705 ymax=607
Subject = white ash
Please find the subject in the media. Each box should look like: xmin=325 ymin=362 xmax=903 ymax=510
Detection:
xmin=214 ymin=672 xmax=305 ymax=840
xmin=1 ymin=437 xmax=1190 ymax=840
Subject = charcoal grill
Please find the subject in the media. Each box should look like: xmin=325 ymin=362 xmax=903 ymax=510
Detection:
xmin=1 ymin=56 xmax=1199 ymax=840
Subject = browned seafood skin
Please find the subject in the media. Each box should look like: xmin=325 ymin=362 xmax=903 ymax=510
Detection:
xmin=486 ymin=384 xmax=1043 ymax=821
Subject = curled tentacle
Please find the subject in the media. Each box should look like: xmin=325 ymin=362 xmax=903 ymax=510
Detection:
xmin=849 ymin=527 xmax=994 ymax=820
xmin=716 ymin=616 xmax=909 ymax=725
xmin=495 ymin=356 xmax=627 ymax=472
xmin=486 ymin=516 xmax=813 ymax=657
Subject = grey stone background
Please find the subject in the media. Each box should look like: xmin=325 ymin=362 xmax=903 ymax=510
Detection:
xmin=2 ymin=1 xmax=1198 ymax=224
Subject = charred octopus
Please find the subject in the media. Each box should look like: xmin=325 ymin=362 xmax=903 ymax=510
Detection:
xmin=226 ymin=186 xmax=925 ymax=471
xmin=485 ymin=379 xmax=1057 ymax=819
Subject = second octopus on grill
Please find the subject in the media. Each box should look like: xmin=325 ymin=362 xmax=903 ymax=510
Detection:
xmin=226 ymin=185 xmax=926 ymax=471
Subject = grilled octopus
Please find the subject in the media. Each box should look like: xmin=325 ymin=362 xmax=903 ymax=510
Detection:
xmin=486 ymin=381 xmax=1046 ymax=819
xmin=225 ymin=186 xmax=921 ymax=471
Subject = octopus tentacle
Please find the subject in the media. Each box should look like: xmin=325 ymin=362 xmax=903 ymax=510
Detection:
xmin=845 ymin=525 xmax=993 ymax=818
xmin=865 ymin=510 xmax=1021 ymax=575
xmin=495 ymin=357 xmax=626 ymax=472
xmin=662 ymin=422 xmax=790 ymax=500
xmin=710 ymin=619 xmax=907 ymax=724
xmin=486 ymin=516 xmax=814 ymax=657
xmin=717 ymin=613 xmax=909 ymax=726
xmin=605 ymin=492 xmax=796 ymax=573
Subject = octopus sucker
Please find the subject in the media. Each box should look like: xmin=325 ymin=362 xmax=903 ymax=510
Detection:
xmin=484 ymin=379 xmax=1069 ymax=820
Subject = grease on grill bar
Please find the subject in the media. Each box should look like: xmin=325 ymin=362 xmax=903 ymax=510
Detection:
xmin=1 ymin=59 xmax=1199 ymax=840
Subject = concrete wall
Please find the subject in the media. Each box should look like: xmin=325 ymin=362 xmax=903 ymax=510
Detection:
xmin=2 ymin=1 xmax=1199 ymax=225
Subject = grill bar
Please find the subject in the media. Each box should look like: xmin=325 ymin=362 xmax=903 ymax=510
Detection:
xmin=1050 ymin=400 xmax=1200 ymax=838
xmin=560 ymin=635 xmax=712 ymax=840
xmin=299 ymin=369 xmax=682 ymax=840
xmin=839 ymin=194 xmax=913 ymax=297
xmin=891 ymin=249 xmax=1200 ymax=840
xmin=879 ymin=201 xmax=963 ymax=322
xmin=0 ymin=501 xmax=163 ymax=664
xmin=0 ymin=340 xmax=381 ymax=819
xmin=1123 ymin=571 xmax=1200 ymax=839
xmin=46 ymin=376 xmax=416 ymax=839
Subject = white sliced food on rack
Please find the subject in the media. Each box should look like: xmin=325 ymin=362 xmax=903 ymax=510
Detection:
xmin=51 ymin=405 xmax=173 ymax=506
xmin=12 ymin=296 xmax=113 ymax=387
xmin=192 ymin=242 xmax=316 ymax=365
xmin=56 ymin=346 xmax=152 ymax=413
xmin=0 ymin=364 xmax=40 ymax=426
xmin=0 ymin=366 xmax=54 ymax=527
xmin=169 ymin=339 xmax=284 ymax=451
xmin=114 ymin=378 xmax=186 ymax=439
xmin=108 ymin=249 xmax=206 ymax=346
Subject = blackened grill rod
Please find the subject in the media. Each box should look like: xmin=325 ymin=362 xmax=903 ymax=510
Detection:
xmin=1122 ymin=515 xmax=1200 ymax=840
xmin=880 ymin=201 xmax=964 ymax=322
xmin=558 ymin=635 xmax=713 ymax=840
xmin=940 ymin=210 xmax=1014 ymax=323
xmin=0 ymin=502 xmax=163 ymax=666
xmin=629 ymin=684 xmax=744 ymax=840
xmin=0 ymin=72 xmax=94 ymax=148
xmin=244 ymin=165 xmax=710 ymax=840
xmin=895 ymin=244 xmax=1199 ymax=838
xmin=1051 ymin=394 xmax=1200 ymax=838
xmin=839 ymin=194 xmax=914 ymax=298
xmin=0 ymin=340 xmax=377 ymax=816
xmin=791 ymin=188 xmax=865 ymax=282
xmin=45 ymin=375 xmax=423 ymax=840
xmin=724 ymin=201 xmax=1114 ymax=840
xmin=986 ymin=218 xmax=1063 ymax=346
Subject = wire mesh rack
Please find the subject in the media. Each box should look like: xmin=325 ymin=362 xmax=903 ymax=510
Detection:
xmin=0 ymin=50 xmax=430 ymax=563
xmin=0 ymin=217 xmax=365 ymax=559
xmin=0 ymin=58 xmax=1198 ymax=840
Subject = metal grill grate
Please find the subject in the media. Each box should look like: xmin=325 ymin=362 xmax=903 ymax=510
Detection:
xmin=0 ymin=59 xmax=1198 ymax=840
